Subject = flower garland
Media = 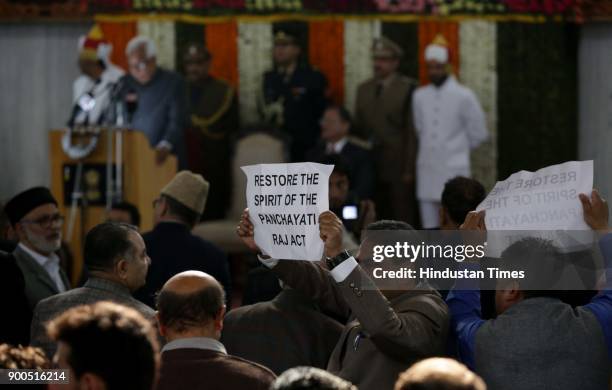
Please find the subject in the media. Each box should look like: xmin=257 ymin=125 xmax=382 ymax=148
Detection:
xmin=343 ymin=20 xmax=379 ymax=113
xmin=459 ymin=20 xmax=497 ymax=190
xmin=245 ymin=0 xmax=302 ymax=11
xmin=237 ymin=21 xmax=273 ymax=124
xmin=137 ymin=20 xmax=176 ymax=70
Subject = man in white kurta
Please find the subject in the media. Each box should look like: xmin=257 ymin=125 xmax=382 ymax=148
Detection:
xmin=412 ymin=36 xmax=488 ymax=228
xmin=71 ymin=24 xmax=124 ymax=126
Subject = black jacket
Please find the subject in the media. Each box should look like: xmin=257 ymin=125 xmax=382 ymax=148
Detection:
xmin=306 ymin=138 xmax=375 ymax=199
xmin=134 ymin=222 xmax=231 ymax=307
xmin=0 ymin=250 xmax=31 ymax=345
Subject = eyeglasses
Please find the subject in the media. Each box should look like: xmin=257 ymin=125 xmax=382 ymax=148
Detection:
xmin=128 ymin=60 xmax=148 ymax=72
xmin=21 ymin=214 xmax=65 ymax=229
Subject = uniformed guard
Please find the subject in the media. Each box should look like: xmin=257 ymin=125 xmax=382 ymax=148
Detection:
xmin=354 ymin=37 xmax=419 ymax=225
xmin=412 ymin=35 xmax=488 ymax=228
xmin=184 ymin=43 xmax=239 ymax=221
xmin=261 ymin=26 xmax=328 ymax=162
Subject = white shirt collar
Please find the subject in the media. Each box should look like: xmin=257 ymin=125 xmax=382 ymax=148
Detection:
xmin=327 ymin=137 xmax=348 ymax=154
xmin=162 ymin=337 xmax=227 ymax=354
xmin=18 ymin=242 xmax=59 ymax=268
xmin=18 ymin=242 xmax=66 ymax=292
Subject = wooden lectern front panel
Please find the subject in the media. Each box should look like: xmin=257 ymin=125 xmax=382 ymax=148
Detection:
xmin=49 ymin=129 xmax=177 ymax=286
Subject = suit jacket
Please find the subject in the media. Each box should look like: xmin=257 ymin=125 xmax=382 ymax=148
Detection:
xmin=354 ymin=74 xmax=418 ymax=182
xmin=306 ymin=137 xmax=375 ymax=199
xmin=272 ymin=261 xmax=449 ymax=390
xmin=157 ymin=347 xmax=275 ymax=390
xmin=0 ymin=250 xmax=31 ymax=345
xmin=134 ymin=222 xmax=231 ymax=308
xmin=122 ymin=69 xmax=188 ymax=169
xmin=221 ymin=288 xmax=343 ymax=375
xmin=13 ymin=245 xmax=70 ymax=311
xmin=30 ymin=277 xmax=155 ymax=358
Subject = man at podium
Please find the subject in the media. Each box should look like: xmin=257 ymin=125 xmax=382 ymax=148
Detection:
xmin=120 ymin=36 xmax=187 ymax=169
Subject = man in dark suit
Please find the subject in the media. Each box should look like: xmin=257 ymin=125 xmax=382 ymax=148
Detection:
xmin=0 ymin=201 xmax=18 ymax=253
xmin=156 ymin=270 xmax=275 ymax=390
xmin=221 ymin=286 xmax=343 ymax=375
xmin=30 ymin=222 xmax=154 ymax=358
xmin=307 ymin=105 xmax=375 ymax=200
xmin=354 ymin=37 xmax=418 ymax=225
xmin=135 ymin=171 xmax=231 ymax=307
xmin=0 ymin=250 xmax=31 ymax=345
xmin=262 ymin=27 xmax=327 ymax=162
xmin=4 ymin=187 xmax=70 ymax=310
xmin=238 ymin=211 xmax=449 ymax=390
xmin=122 ymin=36 xmax=187 ymax=168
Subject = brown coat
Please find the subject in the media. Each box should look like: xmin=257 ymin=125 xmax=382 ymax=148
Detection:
xmin=186 ymin=76 xmax=239 ymax=220
xmin=156 ymin=348 xmax=275 ymax=390
xmin=272 ymin=261 xmax=449 ymax=390
xmin=221 ymin=288 xmax=343 ymax=375
xmin=354 ymin=74 xmax=418 ymax=182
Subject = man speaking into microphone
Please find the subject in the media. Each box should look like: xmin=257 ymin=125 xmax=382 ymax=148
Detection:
xmin=119 ymin=35 xmax=187 ymax=168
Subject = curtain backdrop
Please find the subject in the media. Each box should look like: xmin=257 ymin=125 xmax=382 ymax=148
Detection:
xmin=0 ymin=23 xmax=89 ymax=201
xmin=578 ymin=23 xmax=612 ymax=201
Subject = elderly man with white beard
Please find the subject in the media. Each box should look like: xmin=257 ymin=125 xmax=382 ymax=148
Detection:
xmin=5 ymin=187 xmax=70 ymax=309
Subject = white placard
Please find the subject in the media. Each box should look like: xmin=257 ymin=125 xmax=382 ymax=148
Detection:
xmin=477 ymin=160 xmax=593 ymax=230
xmin=242 ymin=162 xmax=334 ymax=260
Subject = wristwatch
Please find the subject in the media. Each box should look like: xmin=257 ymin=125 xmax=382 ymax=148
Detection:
xmin=325 ymin=250 xmax=351 ymax=270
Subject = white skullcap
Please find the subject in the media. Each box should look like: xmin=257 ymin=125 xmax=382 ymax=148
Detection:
xmin=424 ymin=44 xmax=449 ymax=63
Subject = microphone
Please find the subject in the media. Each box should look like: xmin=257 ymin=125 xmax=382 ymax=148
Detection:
xmin=67 ymin=91 xmax=95 ymax=127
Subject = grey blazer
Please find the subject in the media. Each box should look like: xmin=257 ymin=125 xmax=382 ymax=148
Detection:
xmin=30 ymin=277 xmax=156 ymax=358
xmin=13 ymin=245 xmax=70 ymax=310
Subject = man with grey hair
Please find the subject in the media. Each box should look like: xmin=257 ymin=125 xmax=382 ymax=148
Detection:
xmin=4 ymin=187 xmax=70 ymax=309
xmin=119 ymin=35 xmax=187 ymax=168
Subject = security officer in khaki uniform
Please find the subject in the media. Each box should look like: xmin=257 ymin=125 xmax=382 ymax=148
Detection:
xmin=354 ymin=37 xmax=418 ymax=225
xmin=183 ymin=43 xmax=239 ymax=221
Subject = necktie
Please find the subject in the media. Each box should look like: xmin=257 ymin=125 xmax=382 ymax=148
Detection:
xmin=375 ymin=83 xmax=383 ymax=98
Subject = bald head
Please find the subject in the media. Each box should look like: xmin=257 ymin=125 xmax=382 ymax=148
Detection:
xmin=395 ymin=358 xmax=486 ymax=390
xmin=157 ymin=271 xmax=226 ymax=335
xmin=163 ymin=270 xmax=220 ymax=294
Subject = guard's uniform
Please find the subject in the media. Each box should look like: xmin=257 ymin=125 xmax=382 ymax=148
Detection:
xmin=187 ymin=76 xmax=238 ymax=220
xmin=262 ymin=63 xmax=327 ymax=162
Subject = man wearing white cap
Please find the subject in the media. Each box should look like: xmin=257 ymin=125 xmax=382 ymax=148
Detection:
xmin=412 ymin=35 xmax=488 ymax=229
xmin=134 ymin=171 xmax=231 ymax=308
xmin=70 ymin=24 xmax=124 ymax=126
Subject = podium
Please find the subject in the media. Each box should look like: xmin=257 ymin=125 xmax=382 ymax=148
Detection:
xmin=49 ymin=128 xmax=177 ymax=284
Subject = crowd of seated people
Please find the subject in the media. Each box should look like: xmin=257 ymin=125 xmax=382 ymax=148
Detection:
xmin=1 ymin=167 xmax=610 ymax=390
